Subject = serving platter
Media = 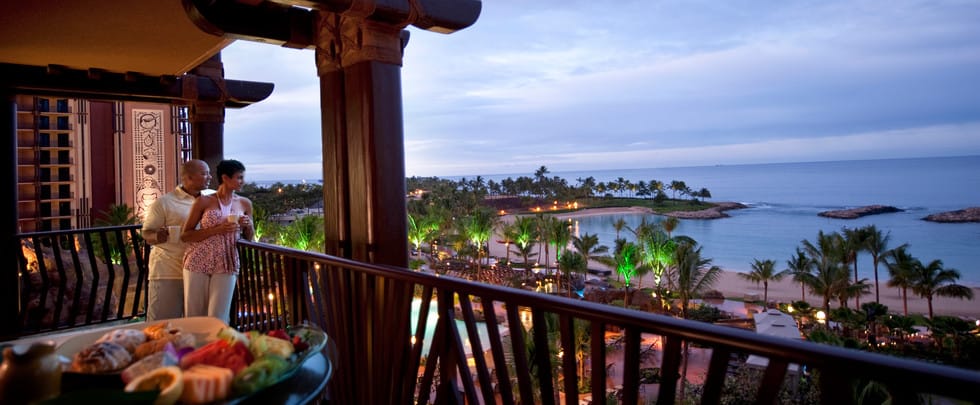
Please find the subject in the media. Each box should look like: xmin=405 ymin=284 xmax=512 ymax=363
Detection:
xmin=48 ymin=317 xmax=328 ymax=404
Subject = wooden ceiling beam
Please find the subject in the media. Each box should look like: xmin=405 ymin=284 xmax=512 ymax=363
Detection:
xmin=0 ymin=63 xmax=273 ymax=108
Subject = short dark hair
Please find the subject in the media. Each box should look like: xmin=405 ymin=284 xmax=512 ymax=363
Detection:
xmin=216 ymin=159 xmax=246 ymax=184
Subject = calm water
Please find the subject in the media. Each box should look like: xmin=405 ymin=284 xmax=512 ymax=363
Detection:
xmin=492 ymin=156 xmax=980 ymax=286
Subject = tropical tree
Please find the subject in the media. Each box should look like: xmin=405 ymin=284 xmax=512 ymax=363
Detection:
xmin=884 ymin=245 xmax=916 ymax=316
xmin=672 ymin=242 xmax=722 ymax=319
xmin=843 ymin=227 xmax=870 ymax=307
xmin=661 ymin=216 xmax=680 ymax=238
xmin=669 ymin=180 xmax=687 ymax=199
xmin=407 ymin=213 xmax=437 ymax=255
xmin=671 ymin=241 xmax=720 ymax=403
xmin=801 ymin=231 xmax=849 ymax=312
xmin=462 ymin=208 xmax=496 ymax=271
xmin=909 ymin=259 xmax=974 ymax=319
xmin=739 ymin=259 xmax=788 ymax=304
xmin=863 ymin=225 xmax=891 ymax=303
xmin=613 ymin=241 xmax=642 ymax=307
xmin=637 ymin=226 xmax=676 ymax=291
xmin=511 ymin=242 xmax=538 ymax=284
xmin=785 ymin=248 xmax=813 ymax=302
xmin=612 ymin=217 xmax=627 ymax=241
xmin=93 ymin=203 xmax=141 ymax=264
xmin=571 ymin=233 xmax=608 ymax=272
xmin=278 ymin=214 xmax=325 ymax=252
xmin=558 ymin=251 xmax=587 ymax=298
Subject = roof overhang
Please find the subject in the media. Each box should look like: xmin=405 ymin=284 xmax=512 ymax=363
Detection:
xmin=0 ymin=0 xmax=232 ymax=77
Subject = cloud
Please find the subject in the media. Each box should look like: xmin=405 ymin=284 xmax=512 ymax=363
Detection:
xmin=218 ymin=1 xmax=980 ymax=179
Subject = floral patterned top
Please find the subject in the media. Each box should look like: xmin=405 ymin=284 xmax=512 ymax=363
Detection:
xmin=183 ymin=207 xmax=238 ymax=274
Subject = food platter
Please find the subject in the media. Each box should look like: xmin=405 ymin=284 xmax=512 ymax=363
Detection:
xmin=47 ymin=317 xmax=328 ymax=404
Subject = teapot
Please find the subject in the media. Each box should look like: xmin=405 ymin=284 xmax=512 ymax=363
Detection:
xmin=0 ymin=341 xmax=62 ymax=405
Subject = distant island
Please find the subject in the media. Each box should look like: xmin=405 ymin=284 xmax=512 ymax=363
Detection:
xmin=923 ymin=207 xmax=980 ymax=223
xmin=818 ymin=205 xmax=903 ymax=219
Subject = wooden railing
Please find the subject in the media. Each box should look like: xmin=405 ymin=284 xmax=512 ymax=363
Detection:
xmin=7 ymin=229 xmax=980 ymax=403
xmin=236 ymin=241 xmax=980 ymax=405
xmin=11 ymin=225 xmax=149 ymax=338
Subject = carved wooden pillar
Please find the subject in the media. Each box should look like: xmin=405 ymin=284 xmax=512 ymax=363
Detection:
xmin=315 ymin=10 xmax=413 ymax=404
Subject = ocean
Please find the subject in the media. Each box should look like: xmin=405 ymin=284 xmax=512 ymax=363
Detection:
xmin=258 ymin=156 xmax=980 ymax=285
xmin=527 ymin=156 xmax=980 ymax=286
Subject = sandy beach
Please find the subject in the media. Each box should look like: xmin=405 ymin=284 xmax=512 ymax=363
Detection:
xmin=489 ymin=207 xmax=980 ymax=319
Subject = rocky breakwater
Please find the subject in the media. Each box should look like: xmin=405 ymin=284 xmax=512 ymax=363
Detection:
xmin=818 ymin=205 xmax=903 ymax=219
xmin=923 ymin=207 xmax=980 ymax=223
xmin=666 ymin=202 xmax=748 ymax=219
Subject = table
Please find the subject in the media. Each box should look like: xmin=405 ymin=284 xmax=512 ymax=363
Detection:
xmin=2 ymin=319 xmax=336 ymax=405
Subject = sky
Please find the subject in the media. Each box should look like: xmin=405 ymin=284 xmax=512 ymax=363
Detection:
xmin=221 ymin=0 xmax=980 ymax=181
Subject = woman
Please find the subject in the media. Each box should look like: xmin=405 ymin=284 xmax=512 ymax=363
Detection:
xmin=180 ymin=159 xmax=254 ymax=323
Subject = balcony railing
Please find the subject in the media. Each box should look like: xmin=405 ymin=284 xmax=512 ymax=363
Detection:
xmin=235 ymin=241 xmax=980 ymax=404
xmin=7 ymin=228 xmax=979 ymax=404
xmin=12 ymin=225 xmax=149 ymax=337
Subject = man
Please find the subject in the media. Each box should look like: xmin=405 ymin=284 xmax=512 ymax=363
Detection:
xmin=142 ymin=160 xmax=212 ymax=321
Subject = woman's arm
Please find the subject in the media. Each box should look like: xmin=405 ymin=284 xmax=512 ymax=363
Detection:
xmin=240 ymin=197 xmax=255 ymax=241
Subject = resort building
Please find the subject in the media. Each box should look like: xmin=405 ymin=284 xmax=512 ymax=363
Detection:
xmin=15 ymin=95 xmax=189 ymax=231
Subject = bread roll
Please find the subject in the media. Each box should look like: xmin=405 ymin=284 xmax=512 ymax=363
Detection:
xmin=71 ymin=341 xmax=133 ymax=373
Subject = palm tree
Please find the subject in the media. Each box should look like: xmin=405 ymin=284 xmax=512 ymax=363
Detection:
xmin=671 ymin=241 xmax=720 ymax=404
xmin=558 ymin=251 xmax=587 ymax=298
xmin=909 ymin=259 xmax=974 ymax=319
xmin=661 ymin=216 xmax=680 ymax=238
xmin=800 ymin=232 xmax=850 ymax=313
xmin=843 ymin=227 xmax=870 ymax=307
xmin=672 ymin=242 xmax=722 ymax=319
xmin=407 ymin=213 xmax=438 ymax=255
xmin=463 ymin=208 xmax=496 ymax=271
xmin=884 ymin=245 xmax=916 ymax=316
xmin=863 ymin=225 xmax=891 ymax=303
xmin=612 ymin=217 xmax=627 ymax=240
xmin=637 ymin=226 xmax=676 ymax=291
xmin=739 ymin=259 xmax=789 ymax=304
xmin=613 ymin=241 xmax=641 ymax=307
xmin=511 ymin=242 xmax=538 ymax=284
xmin=786 ymin=248 xmax=813 ymax=302
xmin=571 ymin=233 xmax=608 ymax=272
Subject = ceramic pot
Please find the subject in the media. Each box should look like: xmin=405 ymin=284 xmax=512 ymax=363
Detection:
xmin=0 ymin=341 xmax=62 ymax=405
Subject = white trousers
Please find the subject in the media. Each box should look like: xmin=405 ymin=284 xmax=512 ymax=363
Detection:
xmin=183 ymin=271 xmax=237 ymax=324
xmin=147 ymin=279 xmax=184 ymax=321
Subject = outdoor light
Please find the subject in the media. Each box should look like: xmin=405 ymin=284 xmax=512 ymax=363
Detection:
xmin=268 ymin=293 xmax=275 ymax=302
xmin=816 ymin=311 xmax=826 ymax=323
xmin=411 ymin=336 xmax=417 ymax=345
xmin=787 ymin=305 xmax=794 ymax=313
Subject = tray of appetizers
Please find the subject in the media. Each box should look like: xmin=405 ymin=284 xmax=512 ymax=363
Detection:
xmin=44 ymin=317 xmax=327 ymax=405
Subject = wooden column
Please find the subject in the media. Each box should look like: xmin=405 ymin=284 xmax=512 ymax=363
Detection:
xmin=315 ymin=12 xmax=411 ymax=404
xmin=189 ymin=54 xmax=226 ymax=171
xmin=1 ymin=92 xmax=19 ymax=338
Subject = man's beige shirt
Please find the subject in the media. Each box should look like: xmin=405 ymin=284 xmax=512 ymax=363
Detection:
xmin=142 ymin=187 xmax=211 ymax=279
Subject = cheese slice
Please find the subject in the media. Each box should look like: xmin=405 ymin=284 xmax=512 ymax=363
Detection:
xmin=180 ymin=364 xmax=234 ymax=404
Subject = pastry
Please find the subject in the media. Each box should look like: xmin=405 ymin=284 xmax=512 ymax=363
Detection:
xmin=133 ymin=332 xmax=196 ymax=359
xmin=71 ymin=341 xmax=133 ymax=373
xmin=95 ymin=329 xmax=148 ymax=353
xmin=142 ymin=322 xmax=172 ymax=341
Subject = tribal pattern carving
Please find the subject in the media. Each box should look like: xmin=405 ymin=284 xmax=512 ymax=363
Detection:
xmin=132 ymin=109 xmax=165 ymax=219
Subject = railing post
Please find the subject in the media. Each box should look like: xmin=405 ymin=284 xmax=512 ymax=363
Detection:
xmin=1 ymin=91 xmax=19 ymax=339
